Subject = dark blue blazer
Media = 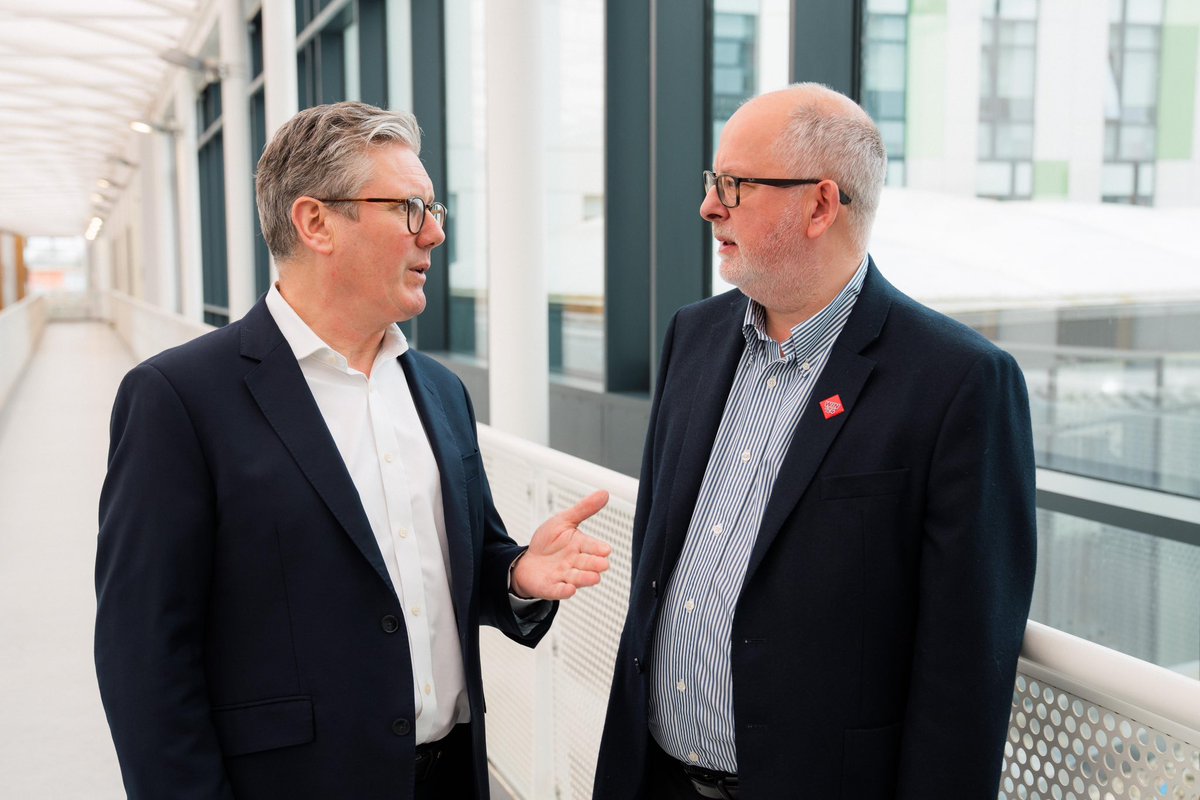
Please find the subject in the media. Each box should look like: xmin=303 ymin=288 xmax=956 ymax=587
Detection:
xmin=95 ymin=299 xmax=552 ymax=799
xmin=594 ymin=262 xmax=1036 ymax=799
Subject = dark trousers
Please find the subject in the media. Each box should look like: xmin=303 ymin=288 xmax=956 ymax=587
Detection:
xmin=415 ymin=723 xmax=475 ymax=800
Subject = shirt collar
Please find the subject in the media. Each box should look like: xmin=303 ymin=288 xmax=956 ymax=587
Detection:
xmin=742 ymin=254 xmax=869 ymax=362
xmin=265 ymin=283 xmax=409 ymax=372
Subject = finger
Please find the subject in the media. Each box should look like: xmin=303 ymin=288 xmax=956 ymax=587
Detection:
xmin=548 ymin=583 xmax=578 ymax=600
xmin=575 ymin=534 xmax=612 ymax=557
xmin=572 ymin=553 xmax=610 ymax=574
xmin=564 ymin=568 xmax=602 ymax=588
xmin=559 ymin=490 xmax=609 ymax=526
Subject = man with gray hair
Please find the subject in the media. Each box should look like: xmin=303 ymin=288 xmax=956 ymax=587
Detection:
xmin=594 ymin=83 xmax=1035 ymax=798
xmin=96 ymin=101 xmax=611 ymax=800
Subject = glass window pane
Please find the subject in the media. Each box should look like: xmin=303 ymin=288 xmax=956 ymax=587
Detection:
xmin=997 ymin=48 xmax=1037 ymax=99
xmin=444 ymin=0 xmax=488 ymax=359
xmin=865 ymin=42 xmax=907 ymax=92
xmin=1121 ymin=51 xmax=1159 ymax=108
xmin=1118 ymin=123 xmax=1156 ymax=160
xmin=978 ymin=121 xmax=994 ymax=158
xmin=976 ymin=160 xmax=1013 ymax=195
xmin=710 ymin=0 xmax=790 ymax=297
xmin=995 ymin=122 xmax=1034 ymax=158
xmin=546 ymin=0 xmax=605 ymax=383
xmin=1137 ymin=162 xmax=1155 ymax=195
xmin=867 ymin=0 xmax=908 ymax=14
xmin=1125 ymin=25 xmax=1160 ymax=50
xmin=999 ymin=0 xmax=1039 ymax=21
xmin=1126 ymin=0 xmax=1164 ymax=25
xmin=1031 ymin=511 xmax=1199 ymax=673
xmin=1014 ymin=160 xmax=1032 ymax=195
xmin=1101 ymin=162 xmax=1136 ymax=195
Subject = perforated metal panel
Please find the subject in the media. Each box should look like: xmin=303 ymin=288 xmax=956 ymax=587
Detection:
xmin=999 ymin=674 xmax=1200 ymax=800
xmin=545 ymin=476 xmax=635 ymax=800
xmin=480 ymin=447 xmax=539 ymax=797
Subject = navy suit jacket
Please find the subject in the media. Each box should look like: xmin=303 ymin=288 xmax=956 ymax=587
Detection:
xmin=95 ymin=299 xmax=552 ymax=799
xmin=594 ymin=262 xmax=1036 ymax=799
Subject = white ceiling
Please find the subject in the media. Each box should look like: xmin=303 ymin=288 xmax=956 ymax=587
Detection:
xmin=0 ymin=0 xmax=204 ymax=237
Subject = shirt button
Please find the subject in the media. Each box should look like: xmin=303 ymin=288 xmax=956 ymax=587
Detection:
xmin=741 ymin=449 xmax=751 ymax=463
xmin=424 ymin=683 xmax=433 ymax=696
xmin=689 ymin=752 xmax=700 ymax=763
xmin=684 ymin=600 xmax=695 ymax=612
xmin=397 ymin=526 xmax=409 ymax=539
xmin=384 ymin=453 xmax=394 ymax=463
xmin=801 ymin=361 xmax=811 ymax=372
xmin=411 ymin=606 xmax=422 ymax=617
xmin=676 ymin=680 xmax=686 ymax=693
xmin=766 ymin=376 xmax=778 ymax=389
xmin=712 ymin=523 xmax=723 ymax=536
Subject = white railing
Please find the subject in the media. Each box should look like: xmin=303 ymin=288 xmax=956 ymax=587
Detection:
xmin=107 ymin=291 xmax=213 ymax=363
xmin=477 ymin=424 xmax=1200 ymax=800
xmin=0 ymin=293 xmax=47 ymax=411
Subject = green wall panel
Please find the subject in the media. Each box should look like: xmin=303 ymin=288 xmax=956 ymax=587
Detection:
xmin=1034 ymin=161 xmax=1069 ymax=199
xmin=1157 ymin=24 xmax=1198 ymax=160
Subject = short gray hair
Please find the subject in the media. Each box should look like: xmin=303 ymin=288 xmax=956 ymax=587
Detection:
xmin=773 ymin=83 xmax=887 ymax=250
xmin=255 ymin=101 xmax=422 ymax=260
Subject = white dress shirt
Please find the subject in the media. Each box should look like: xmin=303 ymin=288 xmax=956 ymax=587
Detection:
xmin=266 ymin=285 xmax=466 ymax=744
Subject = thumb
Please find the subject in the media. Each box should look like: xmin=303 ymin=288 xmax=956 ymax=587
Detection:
xmin=559 ymin=489 xmax=609 ymax=527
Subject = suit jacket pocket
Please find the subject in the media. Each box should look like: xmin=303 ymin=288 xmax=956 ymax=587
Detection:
xmin=820 ymin=468 xmax=909 ymax=500
xmin=463 ymin=449 xmax=481 ymax=483
xmin=841 ymin=721 xmax=902 ymax=799
xmin=212 ymin=695 xmax=313 ymax=757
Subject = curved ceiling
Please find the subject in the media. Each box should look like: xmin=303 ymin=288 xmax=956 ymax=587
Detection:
xmin=0 ymin=0 xmax=204 ymax=237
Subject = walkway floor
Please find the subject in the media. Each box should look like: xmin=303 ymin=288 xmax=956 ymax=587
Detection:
xmin=0 ymin=321 xmax=130 ymax=798
xmin=0 ymin=319 xmax=515 ymax=799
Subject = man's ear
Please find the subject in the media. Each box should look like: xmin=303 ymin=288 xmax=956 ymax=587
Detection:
xmin=805 ymin=180 xmax=843 ymax=239
xmin=291 ymin=196 xmax=336 ymax=256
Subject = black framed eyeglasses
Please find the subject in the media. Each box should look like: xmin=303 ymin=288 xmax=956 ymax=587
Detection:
xmin=315 ymin=196 xmax=448 ymax=235
xmin=702 ymin=170 xmax=851 ymax=208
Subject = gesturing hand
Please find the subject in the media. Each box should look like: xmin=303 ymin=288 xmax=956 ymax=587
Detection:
xmin=511 ymin=490 xmax=612 ymax=601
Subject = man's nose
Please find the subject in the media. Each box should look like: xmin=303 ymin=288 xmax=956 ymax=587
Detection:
xmin=700 ymin=188 xmax=728 ymax=222
xmin=419 ymin=214 xmax=446 ymax=248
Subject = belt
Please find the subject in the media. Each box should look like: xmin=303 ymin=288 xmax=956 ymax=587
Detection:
xmin=680 ymin=762 xmax=740 ymax=800
xmin=414 ymin=725 xmax=462 ymax=784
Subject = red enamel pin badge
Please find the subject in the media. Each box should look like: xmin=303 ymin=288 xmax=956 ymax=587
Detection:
xmin=819 ymin=394 xmax=845 ymax=420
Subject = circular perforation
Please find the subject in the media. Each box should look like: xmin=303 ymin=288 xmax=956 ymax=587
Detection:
xmin=1000 ymin=673 xmax=1199 ymax=799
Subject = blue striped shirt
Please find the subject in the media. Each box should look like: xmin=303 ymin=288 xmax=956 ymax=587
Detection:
xmin=648 ymin=257 xmax=869 ymax=772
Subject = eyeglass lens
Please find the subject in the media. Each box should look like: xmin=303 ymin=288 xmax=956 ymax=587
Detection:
xmin=406 ymin=198 xmax=448 ymax=235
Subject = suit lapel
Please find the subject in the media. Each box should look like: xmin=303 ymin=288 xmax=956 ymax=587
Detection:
xmin=658 ymin=293 xmax=749 ymax=581
xmin=741 ymin=261 xmax=894 ymax=586
xmin=400 ymin=352 xmax=472 ymax=638
xmin=239 ymin=301 xmax=396 ymax=594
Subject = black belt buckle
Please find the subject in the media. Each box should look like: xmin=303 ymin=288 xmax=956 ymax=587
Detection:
xmin=682 ymin=764 xmax=739 ymax=800
xmin=413 ymin=742 xmax=443 ymax=783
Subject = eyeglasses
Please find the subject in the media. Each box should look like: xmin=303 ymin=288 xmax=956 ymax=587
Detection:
xmin=315 ymin=196 xmax=448 ymax=235
xmin=702 ymin=170 xmax=851 ymax=208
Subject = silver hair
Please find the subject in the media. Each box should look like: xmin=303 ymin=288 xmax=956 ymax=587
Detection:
xmin=255 ymin=101 xmax=422 ymax=260
xmin=772 ymin=83 xmax=887 ymax=250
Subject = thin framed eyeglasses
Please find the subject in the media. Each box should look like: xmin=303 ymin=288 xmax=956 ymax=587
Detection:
xmin=315 ymin=196 xmax=448 ymax=235
xmin=702 ymin=170 xmax=852 ymax=208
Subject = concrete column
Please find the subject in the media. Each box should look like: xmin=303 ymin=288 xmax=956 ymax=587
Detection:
xmin=261 ymin=0 xmax=299 ymax=138
xmin=1033 ymin=0 xmax=1107 ymax=202
xmin=387 ymin=0 xmax=413 ymax=112
xmin=482 ymin=1 xmax=549 ymax=443
xmin=485 ymin=1 xmax=548 ymax=443
xmin=220 ymin=0 xmax=257 ymax=320
xmin=906 ymin=0 xmax=983 ymax=196
xmin=174 ymin=72 xmax=205 ymax=322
